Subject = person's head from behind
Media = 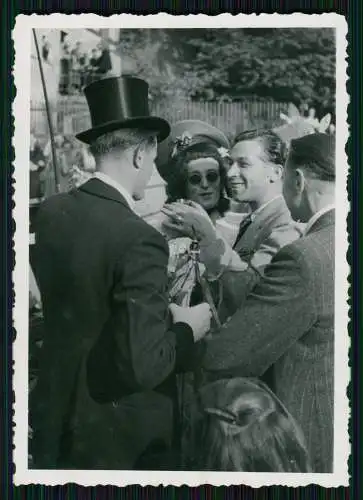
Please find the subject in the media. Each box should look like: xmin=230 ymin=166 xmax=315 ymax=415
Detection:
xmin=227 ymin=129 xmax=286 ymax=210
xmin=90 ymin=129 xmax=157 ymax=200
xmin=283 ymin=133 xmax=335 ymax=222
xmin=89 ymin=128 xmax=158 ymax=201
xmin=166 ymin=142 xmax=230 ymax=215
xmin=194 ymin=378 xmax=311 ymax=472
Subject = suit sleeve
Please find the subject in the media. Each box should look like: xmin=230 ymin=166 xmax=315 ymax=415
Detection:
xmin=249 ymin=222 xmax=303 ymax=269
xmin=112 ymin=226 xmax=194 ymax=391
xmin=202 ymin=243 xmax=318 ymax=376
xmin=202 ymin=222 xmax=303 ymax=319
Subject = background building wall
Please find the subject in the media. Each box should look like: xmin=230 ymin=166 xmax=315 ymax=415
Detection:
xmin=30 ymin=28 xmax=122 ymax=105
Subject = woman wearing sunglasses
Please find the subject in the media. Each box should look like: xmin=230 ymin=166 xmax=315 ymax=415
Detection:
xmin=154 ymin=120 xmax=234 ymax=308
xmin=151 ymin=120 xmax=238 ymax=464
xmin=164 ymin=140 xmax=230 ymax=226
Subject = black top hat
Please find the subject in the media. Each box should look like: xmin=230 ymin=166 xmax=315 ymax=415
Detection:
xmin=76 ymin=76 xmax=170 ymax=144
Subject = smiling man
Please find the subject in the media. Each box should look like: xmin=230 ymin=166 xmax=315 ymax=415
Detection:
xmin=208 ymin=129 xmax=303 ymax=316
xmin=167 ymin=129 xmax=303 ymax=318
xmin=226 ymin=129 xmax=302 ymax=266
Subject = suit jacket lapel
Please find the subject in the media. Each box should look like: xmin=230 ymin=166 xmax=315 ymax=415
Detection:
xmin=78 ymin=178 xmax=132 ymax=211
xmin=234 ymin=196 xmax=287 ymax=254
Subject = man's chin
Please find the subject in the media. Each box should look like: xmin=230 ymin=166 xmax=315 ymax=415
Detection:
xmin=229 ymin=187 xmax=248 ymax=204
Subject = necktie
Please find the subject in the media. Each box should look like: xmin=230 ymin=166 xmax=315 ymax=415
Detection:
xmin=233 ymin=213 xmax=253 ymax=248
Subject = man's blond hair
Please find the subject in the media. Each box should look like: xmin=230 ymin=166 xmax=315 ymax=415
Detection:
xmin=90 ymin=128 xmax=157 ymax=159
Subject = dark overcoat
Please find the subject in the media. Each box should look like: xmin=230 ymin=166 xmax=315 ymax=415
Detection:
xmin=31 ymin=178 xmax=194 ymax=469
xmin=202 ymin=210 xmax=335 ymax=472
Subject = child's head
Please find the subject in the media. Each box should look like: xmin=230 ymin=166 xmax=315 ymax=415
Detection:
xmin=194 ymin=378 xmax=311 ymax=472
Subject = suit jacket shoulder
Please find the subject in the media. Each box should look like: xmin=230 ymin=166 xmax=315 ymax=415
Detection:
xmin=281 ymin=213 xmax=334 ymax=272
xmin=35 ymin=179 xmax=168 ymax=258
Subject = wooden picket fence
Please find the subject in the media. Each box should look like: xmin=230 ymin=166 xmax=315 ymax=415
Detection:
xmin=31 ymin=97 xmax=288 ymax=141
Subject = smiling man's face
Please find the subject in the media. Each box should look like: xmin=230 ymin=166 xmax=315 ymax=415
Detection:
xmin=227 ymin=139 xmax=273 ymax=204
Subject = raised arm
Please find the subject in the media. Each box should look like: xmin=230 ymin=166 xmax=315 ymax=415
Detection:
xmin=202 ymin=243 xmax=317 ymax=377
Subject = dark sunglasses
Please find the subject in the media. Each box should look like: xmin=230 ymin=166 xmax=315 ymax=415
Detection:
xmin=188 ymin=171 xmax=220 ymax=186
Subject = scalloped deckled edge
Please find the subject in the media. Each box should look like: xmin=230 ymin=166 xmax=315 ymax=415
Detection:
xmin=12 ymin=12 xmax=349 ymax=488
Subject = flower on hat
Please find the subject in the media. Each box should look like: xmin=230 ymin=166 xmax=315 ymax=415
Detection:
xmin=217 ymin=146 xmax=230 ymax=158
xmin=171 ymin=131 xmax=193 ymax=159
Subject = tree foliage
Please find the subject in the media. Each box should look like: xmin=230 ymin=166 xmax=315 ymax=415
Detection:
xmin=118 ymin=28 xmax=335 ymax=113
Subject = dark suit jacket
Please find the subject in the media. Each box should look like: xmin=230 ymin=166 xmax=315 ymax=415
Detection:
xmin=201 ymin=209 xmax=335 ymax=472
xmin=218 ymin=196 xmax=302 ymax=318
xmin=31 ymin=178 xmax=194 ymax=469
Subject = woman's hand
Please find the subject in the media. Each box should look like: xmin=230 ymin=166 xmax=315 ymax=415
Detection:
xmin=161 ymin=200 xmax=217 ymax=243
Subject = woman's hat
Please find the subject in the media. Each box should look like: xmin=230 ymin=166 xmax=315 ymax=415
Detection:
xmin=75 ymin=76 xmax=171 ymax=145
xmin=156 ymin=120 xmax=230 ymax=181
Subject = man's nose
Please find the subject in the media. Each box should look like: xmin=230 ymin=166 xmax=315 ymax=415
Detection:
xmin=227 ymin=162 xmax=239 ymax=179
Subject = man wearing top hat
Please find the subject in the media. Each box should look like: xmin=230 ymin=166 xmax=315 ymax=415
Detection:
xmin=31 ymin=76 xmax=211 ymax=469
xmin=199 ymin=133 xmax=336 ymax=472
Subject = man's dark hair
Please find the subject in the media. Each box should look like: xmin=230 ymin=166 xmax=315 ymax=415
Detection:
xmin=288 ymin=133 xmax=335 ymax=182
xmin=193 ymin=378 xmax=312 ymax=472
xmin=234 ymin=129 xmax=287 ymax=167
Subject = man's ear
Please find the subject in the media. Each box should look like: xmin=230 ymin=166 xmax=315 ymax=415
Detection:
xmin=269 ymin=164 xmax=283 ymax=183
xmin=133 ymin=144 xmax=145 ymax=170
xmin=275 ymin=165 xmax=283 ymax=180
xmin=295 ymin=168 xmax=305 ymax=194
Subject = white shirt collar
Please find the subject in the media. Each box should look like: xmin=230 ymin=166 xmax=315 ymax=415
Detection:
xmin=304 ymin=204 xmax=335 ymax=235
xmin=251 ymin=195 xmax=283 ymax=221
xmin=93 ymin=172 xmax=135 ymax=211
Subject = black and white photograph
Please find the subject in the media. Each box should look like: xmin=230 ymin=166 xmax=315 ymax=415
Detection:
xmin=13 ymin=14 xmax=349 ymax=487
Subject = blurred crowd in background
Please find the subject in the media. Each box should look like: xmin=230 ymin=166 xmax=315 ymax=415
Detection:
xmin=59 ymin=39 xmax=113 ymax=95
xmin=41 ymin=34 xmax=113 ymax=96
xmin=29 ymin=132 xmax=96 ymax=202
